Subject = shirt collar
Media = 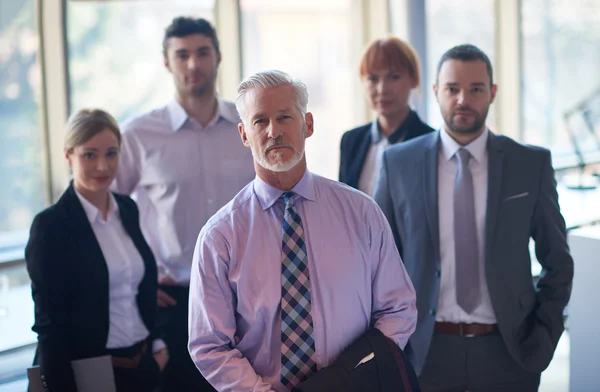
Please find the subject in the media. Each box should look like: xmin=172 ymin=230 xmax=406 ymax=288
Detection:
xmin=75 ymin=189 xmax=118 ymax=223
xmin=253 ymin=169 xmax=316 ymax=211
xmin=370 ymin=120 xmax=382 ymax=142
xmin=370 ymin=110 xmax=417 ymax=143
xmin=439 ymin=127 xmax=489 ymax=163
xmin=167 ymin=97 xmax=240 ymax=132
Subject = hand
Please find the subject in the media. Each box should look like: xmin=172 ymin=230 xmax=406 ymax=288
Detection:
xmin=153 ymin=348 xmax=169 ymax=372
xmin=157 ymin=289 xmax=177 ymax=308
xmin=158 ymin=276 xmax=178 ymax=285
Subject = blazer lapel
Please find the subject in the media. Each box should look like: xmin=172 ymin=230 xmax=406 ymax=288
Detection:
xmin=423 ymin=132 xmax=441 ymax=266
xmin=349 ymin=128 xmax=373 ymax=188
xmin=62 ymin=184 xmax=109 ymax=293
xmin=485 ymin=132 xmax=504 ymax=266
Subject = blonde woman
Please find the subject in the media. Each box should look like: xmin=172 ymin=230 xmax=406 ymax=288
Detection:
xmin=26 ymin=109 xmax=166 ymax=391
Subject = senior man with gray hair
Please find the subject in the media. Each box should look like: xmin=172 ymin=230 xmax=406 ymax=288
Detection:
xmin=187 ymin=70 xmax=417 ymax=391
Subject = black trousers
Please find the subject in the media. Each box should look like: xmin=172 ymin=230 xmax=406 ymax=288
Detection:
xmin=157 ymin=285 xmax=216 ymax=392
xmin=419 ymin=332 xmax=541 ymax=392
xmin=108 ymin=340 xmax=160 ymax=392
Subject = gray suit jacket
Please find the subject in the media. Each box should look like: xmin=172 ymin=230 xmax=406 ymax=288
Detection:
xmin=374 ymin=130 xmax=573 ymax=375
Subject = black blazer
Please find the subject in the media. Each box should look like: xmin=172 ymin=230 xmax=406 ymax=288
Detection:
xmin=339 ymin=110 xmax=434 ymax=189
xmin=25 ymin=183 xmax=158 ymax=392
xmin=294 ymin=328 xmax=420 ymax=392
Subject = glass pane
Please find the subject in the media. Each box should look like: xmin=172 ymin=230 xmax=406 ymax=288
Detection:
xmin=0 ymin=264 xmax=35 ymax=354
xmin=0 ymin=0 xmax=46 ymax=241
xmin=425 ymin=0 xmax=496 ymax=130
xmin=67 ymin=0 xmax=215 ymax=122
xmin=240 ymin=0 xmax=364 ymax=180
xmin=521 ymin=0 xmax=600 ymax=169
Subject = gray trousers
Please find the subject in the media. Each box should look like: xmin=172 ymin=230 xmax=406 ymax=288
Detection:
xmin=419 ymin=332 xmax=541 ymax=392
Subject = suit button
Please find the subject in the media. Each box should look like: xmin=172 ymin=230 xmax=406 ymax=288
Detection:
xmin=429 ymin=309 xmax=436 ymax=316
xmin=436 ymin=270 xmax=441 ymax=278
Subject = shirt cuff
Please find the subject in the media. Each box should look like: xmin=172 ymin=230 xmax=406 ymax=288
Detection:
xmin=152 ymin=339 xmax=167 ymax=353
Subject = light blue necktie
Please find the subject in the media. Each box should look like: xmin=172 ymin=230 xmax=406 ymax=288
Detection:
xmin=454 ymin=148 xmax=481 ymax=314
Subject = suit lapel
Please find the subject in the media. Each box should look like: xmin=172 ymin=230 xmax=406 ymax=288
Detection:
xmin=485 ymin=132 xmax=504 ymax=265
xmin=62 ymin=184 xmax=109 ymax=293
xmin=350 ymin=128 xmax=372 ymax=187
xmin=423 ymin=132 xmax=441 ymax=265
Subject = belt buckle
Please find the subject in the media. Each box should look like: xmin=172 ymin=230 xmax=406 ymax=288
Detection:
xmin=459 ymin=323 xmax=476 ymax=338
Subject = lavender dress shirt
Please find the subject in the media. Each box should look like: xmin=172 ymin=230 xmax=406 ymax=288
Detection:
xmin=188 ymin=170 xmax=417 ymax=392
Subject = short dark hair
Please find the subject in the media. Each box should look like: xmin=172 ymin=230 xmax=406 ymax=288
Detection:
xmin=436 ymin=44 xmax=493 ymax=85
xmin=162 ymin=17 xmax=220 ymax=58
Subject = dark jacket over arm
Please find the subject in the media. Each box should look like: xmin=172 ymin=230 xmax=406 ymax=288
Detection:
xmin=295 ymin=328 xmax=420 ymax=392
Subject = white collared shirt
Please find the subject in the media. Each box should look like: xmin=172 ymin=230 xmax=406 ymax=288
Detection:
xmin=112 ymin=98 xmax=256 ymax=285
xmin=358 ymin=121 xmax=390 ymax=197
xmin=75 ymin=191 xmax=150 ymax=349
xmin=436 ymin=128 xmax=497 ymax=324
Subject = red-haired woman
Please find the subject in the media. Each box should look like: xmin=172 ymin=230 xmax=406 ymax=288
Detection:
xmin=339 ymin=36 xmax=434 ymax=196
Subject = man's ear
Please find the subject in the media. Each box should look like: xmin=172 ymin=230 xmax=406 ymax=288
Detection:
xmin=238 ymin=123 xmax=251 ymax=147
xmin=490 ymin=84 xmax=498 ymax=104
xmin=304 ymin=112 xmax=314 ymax=139
xmin=164 ymin=55 xmax=171 ymax=73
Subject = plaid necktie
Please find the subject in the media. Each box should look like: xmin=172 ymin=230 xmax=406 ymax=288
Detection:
xmin=280 ymin=191 xmax=317 ymax=388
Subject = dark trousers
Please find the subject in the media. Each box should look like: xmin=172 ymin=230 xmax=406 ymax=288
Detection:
xmin=419 ymin=332 xmax=541 ymax=392
xmin=108 ymin=340 xmax=160 ymax=392
xmin=157 ymin=285 xmax=216 ymax=392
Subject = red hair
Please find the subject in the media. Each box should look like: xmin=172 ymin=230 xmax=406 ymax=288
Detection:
xmin=359 ymin=36 xmax=421 ymax=87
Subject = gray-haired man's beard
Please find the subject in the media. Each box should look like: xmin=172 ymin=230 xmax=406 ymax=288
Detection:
xmin=253 ymin=125 xmax=306 ymax=172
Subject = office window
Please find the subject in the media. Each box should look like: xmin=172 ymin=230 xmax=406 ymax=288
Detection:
xmin=522 ymin=0 xmax=600 ymax=169
xmin=67 ymin=0 xmax=214 ymax=123
xmin=0 ymin=0 xmax=46 ymax=248
xmin=425 ymin=0 xmax=496 ymax=130
xmin=0 ymin=0 xmax=44 ymax=381
xmin=240 ymin=0 xmax=364 ymax=180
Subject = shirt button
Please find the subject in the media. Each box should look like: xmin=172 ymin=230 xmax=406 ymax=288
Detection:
xmin=208 ymin=199 xmax=214 ymax=204
xmin=429 ymin=309 xmax=436 ymax=316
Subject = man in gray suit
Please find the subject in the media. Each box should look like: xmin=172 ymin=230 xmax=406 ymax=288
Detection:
xmin=374 ymin=44 xmax=573 ymax=391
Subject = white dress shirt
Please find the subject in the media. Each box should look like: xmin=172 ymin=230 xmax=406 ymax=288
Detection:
xmin=358 ymin=121 xmax=390 ymax=197
xmin=75 ymin=191 xmax=150 ymax=349
xmin=112 ymin=99 xmax=255 ymax=285
xmin=436 ymin=129 xmax=497 ymax=324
